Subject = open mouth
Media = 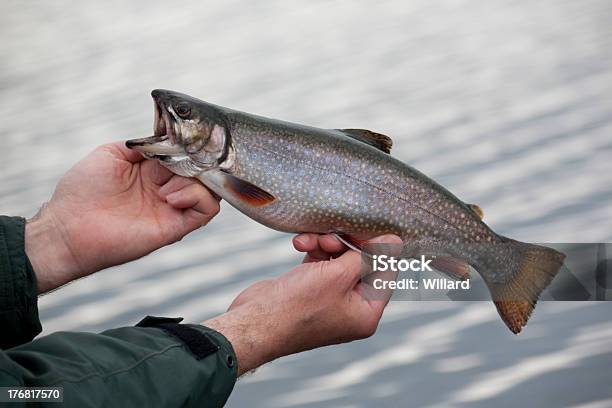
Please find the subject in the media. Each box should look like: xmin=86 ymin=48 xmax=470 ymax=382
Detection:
xmin=153 ymin=97 xmax=183 ymax=144
xmin=125 ymin=97 xmax=184 ymax=156
xmin=153 ymin=99 xmax=166 ymax=139
xmin=152 ymin=98 xmax=175 ymax=143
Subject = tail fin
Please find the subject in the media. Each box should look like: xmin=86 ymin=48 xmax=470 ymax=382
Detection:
xmin=484 ymin=239 xmax=565 ymax=334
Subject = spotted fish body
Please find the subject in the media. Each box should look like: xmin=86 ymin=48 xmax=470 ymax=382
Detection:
xmin=206 ymin=113 xmax=495 ymax=258
xmin=126 ymin=90 xmax=565 ymax=334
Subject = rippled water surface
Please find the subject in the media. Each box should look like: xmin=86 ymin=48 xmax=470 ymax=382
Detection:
xmin=1 ymin=1 xmax=612 ymax=407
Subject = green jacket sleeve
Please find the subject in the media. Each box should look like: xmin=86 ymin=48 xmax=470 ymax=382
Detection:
xmin=0 ymin=216 xmax=42 ymax=349
xmin=0 ymin=215 xmax=238 ymax=406
xmin=0 ymin=318 xmax=238 ymax=407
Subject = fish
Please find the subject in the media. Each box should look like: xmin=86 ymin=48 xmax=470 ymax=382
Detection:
xmin=126 ymin=89 xmax=566 ymax=334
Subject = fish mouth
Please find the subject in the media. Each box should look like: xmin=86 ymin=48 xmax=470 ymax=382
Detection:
xmin=125 ymin=93 xmax=184 ymax=156
xmin=152 ymin=93 xmax=182 ymax=144
xmin=153 ymin=97 xmax=166 ymax=139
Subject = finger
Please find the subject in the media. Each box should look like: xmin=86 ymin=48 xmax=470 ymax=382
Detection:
xmin=357 ymin=267 xmax=399 ymax=311
xmin=166 ymin=183 xmax=220 ymax=215
xmin=144 ymin=160 xmax=174 ymax=186
xmin=293 ymin=234 xmax=318 ymax=252
xmin=158 ymin=176 xmax=196 ymax=199
xmin=293 ymin=233 xmax=349 ymax=264
xmin=318 ymin=234 xmax=347 ymax=254
xmin=292 ymin=234 xmax=334 ymax=263
xmin=325 ymin=249 xmax=362 ymax=286
xmin=350 ymin=284 xmax=393 ymax=336
xmin=357 ymin=234 xmax=403 ymax=312
xmin=330 ymin=234 xmax=403 ymax=284
xmin=292 ymin=234 xmax=345 ymax=252
xmin=302 ymin=249 xmax=332 ymax=263
xmin=169 ymin=188 xmax=220 ymax=232
xmin=182 ymin=206 xmax=218 ymax=230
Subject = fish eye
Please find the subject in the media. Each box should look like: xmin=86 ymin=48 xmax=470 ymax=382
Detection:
xmin=175 ymin=102 xmax=191 ymax=118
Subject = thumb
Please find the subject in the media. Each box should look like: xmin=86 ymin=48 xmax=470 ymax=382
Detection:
xmin=330 ymin=234 xmax=403 ymax=285
xmin=358 ymin=234 xmax=403 ymax=310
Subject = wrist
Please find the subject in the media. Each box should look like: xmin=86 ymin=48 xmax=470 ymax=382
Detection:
xmin=25 ymin=207 xmax=80 ymax=293
xmin=203 ymin=306 xmax=290 ymax=376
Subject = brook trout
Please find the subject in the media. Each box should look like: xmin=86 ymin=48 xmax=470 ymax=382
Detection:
xmin=126 ymin=89 xmax=565 ymax=334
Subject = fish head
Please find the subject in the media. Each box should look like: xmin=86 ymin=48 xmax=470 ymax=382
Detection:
xmin=125 ymin=89 xmax=231 ymax=176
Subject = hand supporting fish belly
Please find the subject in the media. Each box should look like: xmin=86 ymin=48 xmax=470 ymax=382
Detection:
xmin=126 ymin=89 xmax=565 ymax=334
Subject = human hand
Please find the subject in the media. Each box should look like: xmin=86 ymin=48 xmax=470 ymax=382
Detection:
xmin=26 ymin=142 xmax=220 ymax=293
xmin=203 ymin=233 xmax=402 ymax=376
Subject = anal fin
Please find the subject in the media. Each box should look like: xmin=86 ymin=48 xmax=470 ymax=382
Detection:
xmin=430 ymin=256 xmax=470 ymax=281
xmin=334 ymin=233 xmax=368 ymax=253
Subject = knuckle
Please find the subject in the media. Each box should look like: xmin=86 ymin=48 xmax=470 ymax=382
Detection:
xmin=209 ymin=202 xmax=221 ymax=217
xmin=357 ymin=318 xmax=379 ymax=339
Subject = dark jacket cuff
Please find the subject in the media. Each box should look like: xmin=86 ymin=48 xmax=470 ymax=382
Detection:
xmin=0 ymin=216 xmax=42 ymax=349
xmin=137 ymin=316 xmax=237 ymax=372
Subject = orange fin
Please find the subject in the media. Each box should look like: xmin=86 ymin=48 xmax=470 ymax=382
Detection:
xmin=336 ymin=129 xmax=393 ymax=154
xmin=486 ymin=242 xmax=565 ymax=334
xmin=221 ymin=172 xmax=275 ymax=207
xmin=430 ymin=256 xmax=470 ymax=281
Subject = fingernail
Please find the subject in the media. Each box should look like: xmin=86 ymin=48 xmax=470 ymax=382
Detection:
xmin=294 ymin=235 xmax=308 ymax=246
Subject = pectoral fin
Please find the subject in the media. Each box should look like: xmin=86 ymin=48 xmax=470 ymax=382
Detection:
xmin=220 ymin=172 xmax=276 ymax=207
xmin=335 ymin=129 xmax=393 ymax=154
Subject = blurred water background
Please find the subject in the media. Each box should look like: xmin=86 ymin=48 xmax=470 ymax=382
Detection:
xmin=1 ymin=1 xmax=612 ymax=407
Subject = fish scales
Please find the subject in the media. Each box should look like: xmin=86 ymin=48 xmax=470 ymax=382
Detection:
xmin=227 ymin=113 xmax=501 ymax=267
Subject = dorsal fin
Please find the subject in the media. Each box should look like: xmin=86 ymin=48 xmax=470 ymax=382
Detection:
xmin=468 ymin=203 xmax=484 ymax=219
xmin=335 ymin=129 xmax=393 ymax=154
